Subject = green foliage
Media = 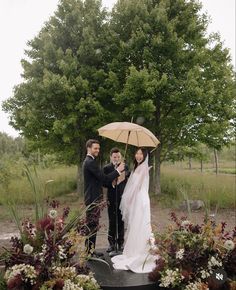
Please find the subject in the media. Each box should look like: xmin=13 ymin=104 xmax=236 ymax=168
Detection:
xmin=0 ymin=132 xmax=25 ymax=156
xmin=0 ymin=271 xmax=7 ymax=290
xmin=3 ymin=0 xmax=111 ymax=163
xmin=109 ymin=0 xmax=235 ymax=157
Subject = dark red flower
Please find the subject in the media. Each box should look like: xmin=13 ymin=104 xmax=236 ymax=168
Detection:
xmin=53 ymin=278 xmax=64 ymax=289
xmin=181 ymin=269 xmax=191 ymax=281
xmin=36 ymin=216 xmax=54 ymax=233
xmin=169 ymin=211 xmax=181 ymax=227
xmin=7 ymin=274 xmax=22 ymax=289
xmin=149 ymin=257 xmax=165 ymax=282
xmin=50 ymin=200 xmax=60 ymax=209
xmin=62 ymin=207 xmax=70 ymax=219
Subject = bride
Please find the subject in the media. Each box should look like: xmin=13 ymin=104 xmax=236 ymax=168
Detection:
xmin=111 ymin=148 xmax=158 ymax=273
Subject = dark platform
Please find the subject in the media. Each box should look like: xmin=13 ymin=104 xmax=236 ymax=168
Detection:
xmin=87 ymin=249 xmax=159 ymax=290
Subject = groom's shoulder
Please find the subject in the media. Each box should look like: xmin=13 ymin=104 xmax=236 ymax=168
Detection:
xmin=83 ymin=155 xmax=95 ymax=166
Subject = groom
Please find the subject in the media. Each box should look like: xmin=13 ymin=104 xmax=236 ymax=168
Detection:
xmin=83 ymin=139 xmax=125 ymax=256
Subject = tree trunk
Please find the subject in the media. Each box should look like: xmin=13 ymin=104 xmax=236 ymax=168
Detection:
xmin=188 ymin=155 xmax=192 ymax=170
xmin=200 ymin=159 xmax=203 ymax=172
xmin=214 ymin=148 xmax=219 ymax=175
xmin=154 ymin=145 xmax=162 ymax=195
xmin=37 ymin=148 xmax=41 ymax=166
xmin=77 ymin=164 xmax=82 ymax=194
xmin=77 ymin=138 xmax=85 ymax=194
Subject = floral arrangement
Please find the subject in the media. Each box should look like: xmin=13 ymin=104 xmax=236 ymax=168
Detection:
xmin=1 ymin=199 xmax=100 ymax=290
xmin=149 ymin=212 xmax=236 ymax=290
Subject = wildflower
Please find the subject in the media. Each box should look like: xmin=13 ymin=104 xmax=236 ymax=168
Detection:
xmin=181 ymin=220 xmax=191 ymax=228
xmin=63 ymin=279 xmax=83 ymax=290
xmin=159 ymin=269 xmax=184 ymax=288
xmin=176 ymin=248 xmax=185 ymax=260
xmin=5 ymin=264 xmax=37 ymax=285
xmin=185 ymin=281 xmax=209 ymax=290
xmin=200 ymin=269 xmax=211 ymax=279
xmin=49 ymin=209 xmax=58 ymax=219
xmin=23 ymin=244 xmax=33 ymax=255
xmin=224 ymin=240 xmax=235 ymax=251
xmin=58 ymin=245 xmax=67 ymax=260
xmin=208 ymin=256 xmax=222 ymax=268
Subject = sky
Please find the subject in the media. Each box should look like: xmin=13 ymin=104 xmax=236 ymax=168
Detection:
xmin=0 ymin=0 xmax=235 ymax=138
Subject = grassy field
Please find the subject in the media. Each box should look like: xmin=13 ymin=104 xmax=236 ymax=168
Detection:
xmin=0 ymin=166 xmax=78 ymax=205
xmin=0 ymin=161 xmax=235 ymax=209
xmin=156 ymin=163 xmax=235 ymax=209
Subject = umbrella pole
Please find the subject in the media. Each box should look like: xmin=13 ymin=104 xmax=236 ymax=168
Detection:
xmin=124 ymin=117 xmax=133 ymax=160
xmin=109 ymin=173 xmax=122 ymax=257
xmin=124 ymin=130 xmax=131 ymax=160
xmin=150 ymin=146 xmax=158 ymax=154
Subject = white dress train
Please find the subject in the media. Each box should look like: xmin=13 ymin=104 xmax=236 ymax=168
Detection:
xmin=111 ymin=156 xmax=157 ymax=273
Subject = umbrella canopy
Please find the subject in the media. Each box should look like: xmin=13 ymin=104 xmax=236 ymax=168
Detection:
xmin=98 ymin=122 xmax=160 ymax=148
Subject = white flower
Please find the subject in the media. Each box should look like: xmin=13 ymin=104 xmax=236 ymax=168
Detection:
xmin=38 ymin=244 xmax=47 ymax=262
xmin=49 ymin=209 xmax=58 ymax=219
xmin=63 ymin=279 xmax=83 ymax=290
xmin=208 ymin=256 xmax=222 ymax=268
xmin=160 ymin=269 xmax=184 ymax=288
xmin=53 ymin=266 xmax=77 ymax=279
xmin=58 ymin=245 xmax=67 ymax=260
xmin=176 ymin=248 xmax=185 ymax=260
xmin=224 ymin=240 xmax=235 ymax=251
xmin=77 ymin=274 xmax=90 ymax=281
xmin=181 ymin=220 xmax=191 ymax=228
xmin=23 ymin=244 xmax=34 ymax=255
xmin=4 ymin=264 xmax=37 ymax=285
xmin=91 ymin=277 xmax=98 ymax=285
xmin=185 ymin=281 xmax=209 ymax=290
xmin=200 ymin=269 xmax=210 ymax=279
xmin=149 ymin=233 xmax=158 ymax=251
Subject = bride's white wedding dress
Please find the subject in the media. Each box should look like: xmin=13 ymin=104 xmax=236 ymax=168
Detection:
xmin=111 ymin=156 xmax=158 ymax=273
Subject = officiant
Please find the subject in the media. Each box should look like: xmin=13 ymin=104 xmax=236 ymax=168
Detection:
xmin=103 ymin=148 xmax=130 ymax=252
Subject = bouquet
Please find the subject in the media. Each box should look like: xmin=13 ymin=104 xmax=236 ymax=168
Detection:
xmin=1 ymin=199 xmax=100 ymax=290
xmin=149 ymin=212 xmax=236 ymax=290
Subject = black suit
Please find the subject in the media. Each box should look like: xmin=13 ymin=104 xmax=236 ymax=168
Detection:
xmin=103 ymin=163 xmax=130 ymax=247
xmin=82 ymin=155 xmax=120 ymax=253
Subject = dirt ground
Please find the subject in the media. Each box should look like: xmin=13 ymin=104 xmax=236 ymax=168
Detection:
xmin=0 ymin=198 xmax=235 ymax=251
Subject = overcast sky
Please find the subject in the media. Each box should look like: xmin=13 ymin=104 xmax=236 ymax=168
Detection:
xmin=0 ymin=0 xmax=235 ymax=137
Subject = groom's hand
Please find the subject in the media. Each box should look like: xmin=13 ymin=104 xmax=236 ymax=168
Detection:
xmin=117 ymin=162 xmax=125 ymax=174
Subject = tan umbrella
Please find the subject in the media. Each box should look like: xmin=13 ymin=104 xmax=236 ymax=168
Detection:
xmin=98 ymin=121 xmax=160 ymax=157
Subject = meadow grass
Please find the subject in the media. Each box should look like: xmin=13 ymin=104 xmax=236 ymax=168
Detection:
xmin=155 ymin=165 xmax=235 ymax=209
xmin=0 ymin=165 xmax=78 ymax=205
xmin=1 ymin=162 xmax=235 ymax=209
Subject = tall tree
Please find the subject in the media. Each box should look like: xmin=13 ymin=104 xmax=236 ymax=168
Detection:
xmin=106 ymin=0 xmax=235 ymax=194
xmin=3 ymin=0 xmax=112 ymax=164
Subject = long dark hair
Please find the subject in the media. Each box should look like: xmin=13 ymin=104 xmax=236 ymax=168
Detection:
xmin=133 ymin=147 xmax=148 ymax=171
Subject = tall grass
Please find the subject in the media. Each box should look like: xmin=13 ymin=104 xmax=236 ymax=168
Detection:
xmin=156 ymin=166 xmax=235 ymax=208
xmin=0 ymin=165 xmax=78 ymax=205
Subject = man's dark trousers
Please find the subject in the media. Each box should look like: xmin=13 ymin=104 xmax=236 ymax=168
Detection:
xmin=103 ymin=163 xmax=129 ymax=248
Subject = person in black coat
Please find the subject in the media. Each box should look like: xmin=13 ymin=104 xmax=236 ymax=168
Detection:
xmin=82 ymin=139 xmax=125 ymax=255
xmin=103 ymin=148 xmax=130 ymax=252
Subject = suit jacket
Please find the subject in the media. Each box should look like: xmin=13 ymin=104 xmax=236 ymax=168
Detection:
xmin=103 ymin=163 xmax=130 ymax=202
xmin=83 ymin=155 xmax=120 ymax=206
